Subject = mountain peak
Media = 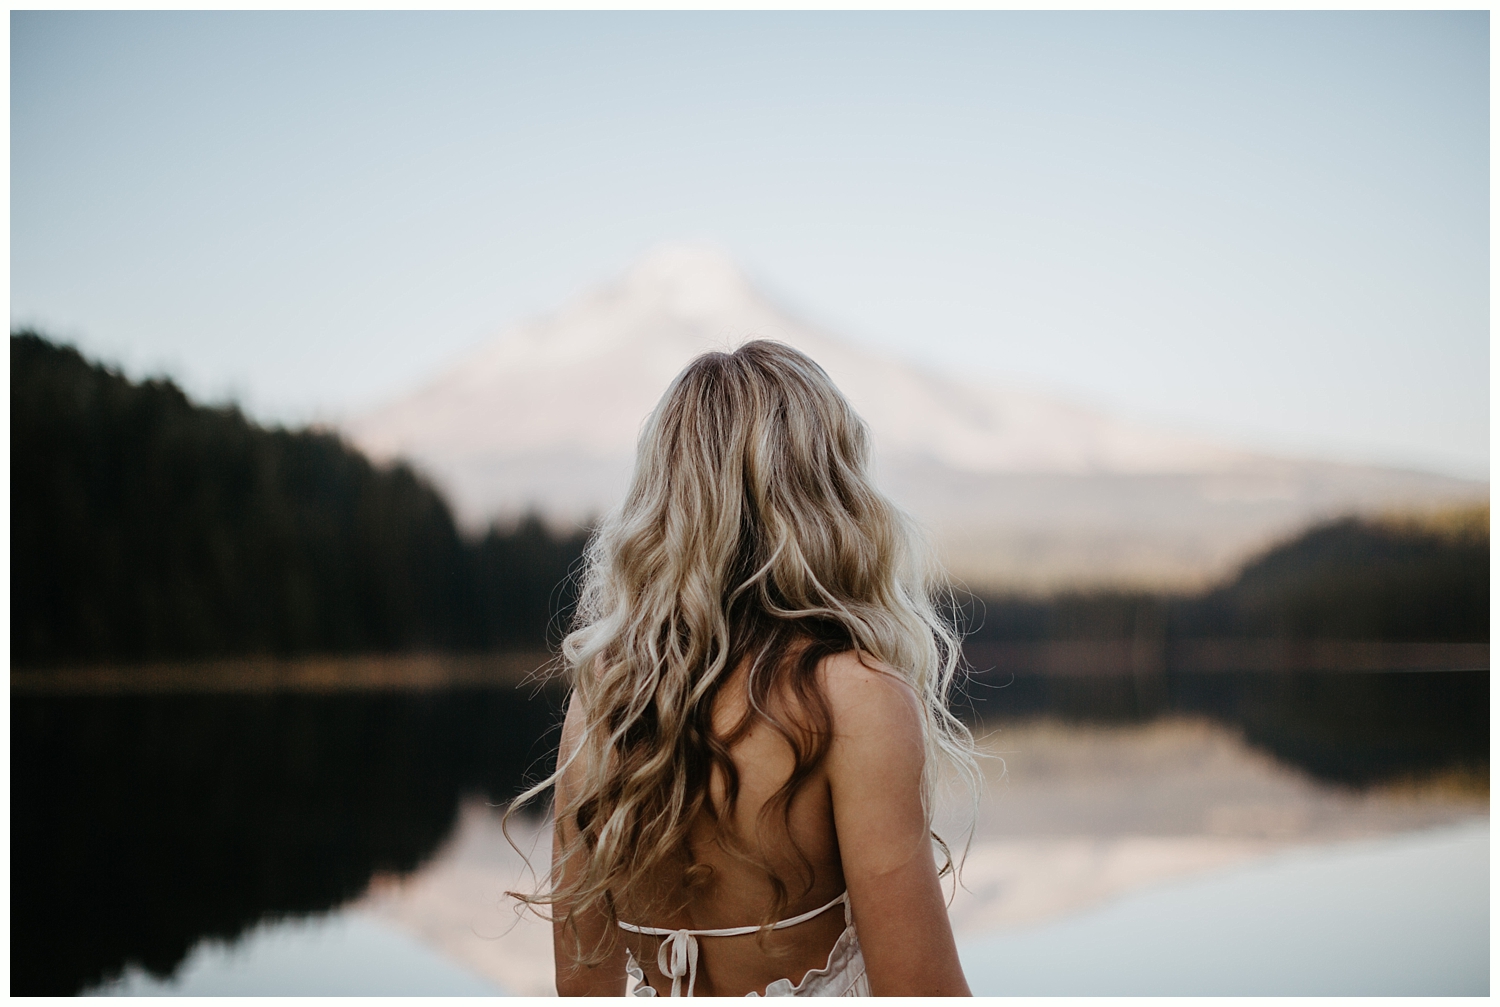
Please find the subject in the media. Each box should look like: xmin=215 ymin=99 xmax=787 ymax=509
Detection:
xmin=351 ymin=241 xmax=1250 ymax=486
xmin=607 ymin=242 xmax=759 ymax=320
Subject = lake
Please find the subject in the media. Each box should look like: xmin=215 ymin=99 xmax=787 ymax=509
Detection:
xmin=11 ymin=657 xmax=1487 ymax=995
xmin=83 ymin=817 xmax=1490 ymax=996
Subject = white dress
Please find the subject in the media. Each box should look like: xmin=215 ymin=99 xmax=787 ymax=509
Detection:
xmin=620 ymin=891 xmax=870 ymax=997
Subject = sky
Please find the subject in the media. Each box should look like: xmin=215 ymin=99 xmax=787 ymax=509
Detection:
xmin=11 ymin=11 xmax=1490 ymax=479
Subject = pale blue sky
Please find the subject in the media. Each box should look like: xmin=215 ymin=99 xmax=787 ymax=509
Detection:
xmin=11 ymin=12 xmax=1489 ymax=477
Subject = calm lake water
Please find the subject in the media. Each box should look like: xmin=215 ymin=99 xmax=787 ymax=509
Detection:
xmin=11 ymin=664 xmax=1487 ymax=995
xmin=957 ymin=817 xmax=1489 ymax=996
xmin=84 ymin=818 xmax=1488 ymax=996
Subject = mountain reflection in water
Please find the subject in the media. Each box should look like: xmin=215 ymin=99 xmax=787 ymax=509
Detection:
xmin=10 ymin=666 xmax=1486 ymax=995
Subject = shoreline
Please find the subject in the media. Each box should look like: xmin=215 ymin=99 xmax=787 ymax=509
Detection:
xmin=9 ymin=651 xmax=559 ymax=695
xmin=12 ymin=640 xmax=1487 ymax=695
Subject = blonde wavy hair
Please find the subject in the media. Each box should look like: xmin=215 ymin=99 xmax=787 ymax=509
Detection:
xmin=509 ymin=339 xmax=979 ymax=963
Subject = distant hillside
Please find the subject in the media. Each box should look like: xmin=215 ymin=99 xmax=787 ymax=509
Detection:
xmin=1189 ymin=509 xmax=1489 ymax=641
xmin=964 ymin=508 xmax=1489 ymax=644
xmin=12 ymin=333 xmax=587 ymax=668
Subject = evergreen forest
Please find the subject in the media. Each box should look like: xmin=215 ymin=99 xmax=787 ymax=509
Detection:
xmin=13 ymin=332 xmax=587 ymax=667
xmin=964 ymin=509 xmax=1488 ymax=645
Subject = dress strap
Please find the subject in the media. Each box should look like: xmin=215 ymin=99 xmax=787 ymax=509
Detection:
xmin=766 ymin=891 xmax=850 ymax=934
xmin=618 ymin=891 xmax=849 ymax=997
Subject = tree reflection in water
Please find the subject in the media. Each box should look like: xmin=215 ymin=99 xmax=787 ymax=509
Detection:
xmin=10 ymin=668 xmax=1486 ymax=995
xmin=11 ymin=687 xmax=563 ymax=995
xmin=962 ymin=668 xmax=1488 ymax=787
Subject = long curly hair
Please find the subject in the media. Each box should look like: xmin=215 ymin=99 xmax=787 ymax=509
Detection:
xmin=508 ymin=339 xmax=979 ymax=964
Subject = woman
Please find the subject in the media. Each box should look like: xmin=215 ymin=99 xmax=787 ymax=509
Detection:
xmin=509 ymin=340 xmax=979 ymax=996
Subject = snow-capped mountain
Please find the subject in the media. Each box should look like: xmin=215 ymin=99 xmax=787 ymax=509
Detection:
xmin=344 ymin=245 xmax=1484 ymax=591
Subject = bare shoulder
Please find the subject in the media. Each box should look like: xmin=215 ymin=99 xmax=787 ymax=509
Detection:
xmin=817 ymin=650 xmax=923 ymax=741
xmin=818 ymin=650 xmax=931 ymax=881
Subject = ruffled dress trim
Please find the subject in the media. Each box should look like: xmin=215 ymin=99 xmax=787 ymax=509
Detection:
xmin=625 ymin=924 xmax=869 ymax=997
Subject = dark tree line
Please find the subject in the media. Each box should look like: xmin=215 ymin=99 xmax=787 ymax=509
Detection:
xmin=961 ymin=511 xmax=1488 ymax=645
xmin=12 ymin=332 xmax=588 ymax=668
xmin=1190 ymin=512 xmax=1488 ymax=641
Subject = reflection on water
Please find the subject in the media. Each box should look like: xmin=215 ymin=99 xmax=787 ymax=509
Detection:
xmin=966 ymin=667 xmax=1488 ymax=786
xmin=10 ymin=666 xmax=1486 ymax=994
xmin=11 ymin=687 xmax=562 ymax=995
xmin=959 ymin=819 xmax=1489 ymax=995
xmin=88 ymin=910 xmax=503 ymax=996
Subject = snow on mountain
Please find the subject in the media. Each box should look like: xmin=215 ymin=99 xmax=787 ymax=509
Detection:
xmin=348 ymin=243 xmax=1239 ymax=500
xmin=344 ymin=244 xmax=1484 ymax=591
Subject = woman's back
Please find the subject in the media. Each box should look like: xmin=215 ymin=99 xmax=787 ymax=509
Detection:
xmin=554 ymin=648 xmax=969 ymax=996
xmin=611 ymin=649 xmax=850 ymax=996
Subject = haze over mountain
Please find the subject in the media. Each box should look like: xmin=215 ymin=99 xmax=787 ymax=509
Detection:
xmin=345 ymin=245 xmax=1485 ymax=591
